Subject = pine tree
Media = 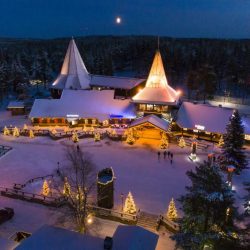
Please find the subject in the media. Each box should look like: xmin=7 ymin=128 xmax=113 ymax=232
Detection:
xmin=3 ymin=126 xmax=10 ymax=136
xmin=220 ymin=110 xmax=247 ymax=174
xmin=126 ymin=129 xmax=135 ymax=145
xmin=178 ymin=136 xmax=186 ymax=148
xmin=218 ymin=135 xmax=224 ymax=147
xmin=29 ymin=129 xmax=34 ymax=138
xmin=42 ymin=180 xmax=50 ymax=196
xmin=13 ymin=127 xmax=20 ymax=137
xmin=123 ymin=192 xmax=137 ymax=214
xmin=94 ymin=132 xmax=101 ymax=142
xmin=72 ymin=132 xmax=79 ymax=143
xmin=160 ymin=133 xmax=169 ymax=149
xmin=167 ymin=198 xmax=178 ymax=220
xmin=172 ymin=162 xmax=239 ymax=250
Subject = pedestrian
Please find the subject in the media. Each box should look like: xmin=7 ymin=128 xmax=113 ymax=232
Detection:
xmin=171 ymin=152 xmax=173 ymax=159
xmin=163 ymin=151 xmax=167 ymax=159
xmin=167 ymin=151 xmax=170 ymax=158
xmin=157 ymin=151 xmax=161 ymax=161
xmin=170 ymin=159 xmax=173 ymax=164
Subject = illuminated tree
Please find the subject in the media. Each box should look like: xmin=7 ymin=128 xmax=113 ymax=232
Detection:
xmin=178 ymin=136 xmax=186 ymax=148
xmin=29 ymin=129 xmax=35 ymax=138
xmin=111 ymin=129 xmax=117 ymax=137
xmin=167 ymin=198 xmax=178 ymax=220
xmin=160 ymin=133 xmax=168 ymax=149
xmin=94 ymin=132 xmax=101 ymax=142
xmin=13 ymin=127 xmax=20 ymax=137
xmin=3 ymin=126 xmax=10 ymax=136
xmin=23 ymin=124 xmax=28 ymax=130
xmin=123 ymin=192 xmax=137 ymax=214
xmin=72 ymin=132 xmax=79 ymax=143
xmin=218 ymin=135 xmax=224 ymax=147
xmin=42 ymin=180 xmax=50 ymax=196
xmin=90 ymin=126 xmax=95 ymax=133
xmin=126 ymin=129 xmax=135 ymax=145
xmin=63 ymin=177 xmax=71 ymax=197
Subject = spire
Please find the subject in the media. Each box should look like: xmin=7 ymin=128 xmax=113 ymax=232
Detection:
xmin=52 ymin=38 xmax=91 ymax=90
xmin=132 ymin=51 xmax=179 ymax=105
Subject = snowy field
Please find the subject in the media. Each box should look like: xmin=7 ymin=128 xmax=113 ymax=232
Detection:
xmin=0 ymin=112 xmax=249 ymax=249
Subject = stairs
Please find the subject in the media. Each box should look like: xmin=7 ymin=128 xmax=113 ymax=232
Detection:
xmin=136 ymin=212 xmax=159 ymax=232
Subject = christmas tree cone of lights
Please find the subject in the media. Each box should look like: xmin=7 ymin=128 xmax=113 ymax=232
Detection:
xmin=3 ymin=126 xmax=10 ymax=136
xmin=166 ymin=198 xmax=178 ymax=221
xmin=13 ymin=127 xmax=20 ymax=137
xmin=29 ymin=129 xmax=35 ymax=138
xmin=72 ymin=132 xmax=79 ymax=143
xmin=42 ymin=180 xmax=50 ymax=196
xmin=123 ymin=192 xmax=137 ymax=214
xmin=178 ymin=136 xmax=186 ymax=148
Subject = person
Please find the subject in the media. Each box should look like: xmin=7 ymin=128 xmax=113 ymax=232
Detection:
xmin=167 ymin=151 xmax=170 ymax=158
xmin=171 ymin=152 xmax=173 ymax=159
xmin=76 ymin=144 xmax=80 ymax=151
xmin=163 ymin=151 xmax=167 ymax=159
xmin=157 ymin=151 xmax=160 ymax=160
xmin=170 ymin=158 xmax=173 ymax=164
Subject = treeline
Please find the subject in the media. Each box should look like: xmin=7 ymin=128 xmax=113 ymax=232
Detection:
xmin=0 ymin=36 xmax=249 ymax=100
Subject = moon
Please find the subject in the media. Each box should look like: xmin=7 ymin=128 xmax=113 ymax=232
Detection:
xmin=116 ymin=17 xmax=121 ymax=24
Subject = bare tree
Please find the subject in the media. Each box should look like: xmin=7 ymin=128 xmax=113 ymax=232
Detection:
xmin=58 ymin=145 xmax=97 ymax=233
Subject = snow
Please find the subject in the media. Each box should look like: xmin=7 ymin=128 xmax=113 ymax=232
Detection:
xmin=112 ymin=225 xmax=159 ymax=250
xmin=15 ymin=225 xmax=103 ymax=250
xmin=29 ymin=90 xmax=136 ymax=121
xmin=176 ymin=102 xmax=234 ymax=134
xmin=7 ymin=102 xmax=25 ymax=109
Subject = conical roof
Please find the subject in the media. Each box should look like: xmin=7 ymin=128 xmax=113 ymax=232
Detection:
xmin=52 ymin=39 xmax=91 ymax=90
xmin=132 ymin=51 xmax=179 ymax=105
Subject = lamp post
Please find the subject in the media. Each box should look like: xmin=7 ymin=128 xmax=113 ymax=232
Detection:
xmin=120 ymin=193 xmax=124 ymax=212
xmin=227 ymin=165 xmax=236 ymax=188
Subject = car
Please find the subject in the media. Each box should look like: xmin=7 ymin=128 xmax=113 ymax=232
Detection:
xmin=0 ymin=207 xmax=14 ymax=224
xmin=104 ymin=236 xmax=113 ymax=250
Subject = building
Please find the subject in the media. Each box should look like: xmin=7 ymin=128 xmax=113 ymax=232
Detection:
xmin=50 ymin=39 xmax=145 ymax=99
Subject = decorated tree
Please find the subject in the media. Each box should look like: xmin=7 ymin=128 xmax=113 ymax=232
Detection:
xmin=3 ymin=126 xmax=10 ymax=136
xmin=218 ymin=135 xmax=224 ymax=147
xmin=29 ymin=129 xmax=35 ymax=138
xmin=172 ymin=162 xmax=239 ymax=250
xmin=13 ymin=127 xmax=20 ymax=137
xmin=83 ymin=125 xmax=87 ymax=132
xmin=42 ymin=180 xmax=50 ymax=196
xmin=72 ymin=132 xmax=79 ymax=143
xmin=23 ymin=124 xmax=28 ymax=130
xmin=167 ymin=198 xmax=178 ymax=220
xmin=63 ymin=177 xmax=71 ymax=197
xmin=219 ymin=110 xmax=247 ymax=174
xmin=123 ymin=192 xmax=137 ymax=214
xmin=111 ymin=129 xmax=117 ymax=137
xmin=178 ymin=136 xmax=186 ymax=148
xmin=126 ymin=129 xmax=135 ymax=145
xmin=160 ymin=133 xmax=169 ymax=149
xmin=94 ymin=132 xmax=101 ymax=142
xmin=90 ymin=126 xmax=95 ymax=133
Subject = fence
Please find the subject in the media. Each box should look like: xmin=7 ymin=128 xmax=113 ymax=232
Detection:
xmin=89 ymin=204 xmax=137 ymax=223
xmin=158 ymin=214 xmax=179 ymax=232
xmin=0 ymin=145 xmax=12 ymax=157
xmin=0 ymin=187 xmax=65 ymax=207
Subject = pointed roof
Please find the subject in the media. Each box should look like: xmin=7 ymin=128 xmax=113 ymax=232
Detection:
xmin=52 ymin=39 xmax=91 ymax=90
xmin=132 ymin=51 xmax=179 ymax=105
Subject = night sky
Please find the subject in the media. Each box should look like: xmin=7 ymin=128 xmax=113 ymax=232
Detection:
xmin=0 ymin=0 xmax=249 ymax=39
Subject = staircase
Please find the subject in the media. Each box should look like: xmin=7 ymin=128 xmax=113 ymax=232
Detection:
xmin=136 ymin=212 xmax=159 ymax=232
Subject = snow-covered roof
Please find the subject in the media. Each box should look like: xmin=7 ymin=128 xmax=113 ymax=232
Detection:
xmin=51 ymin=39 xmax=91 ymax=90
xmin=112 ymin=225 xmax=159 ymax=250
xmin=129 ymin=114 xmax=170 ymax=132
xmin=176 ymin=102 xmax=234 ymax=134
xmin=132 ymin=51 xmax=179 ymax=105
xmin=15 ymin=225 xmax=103 ymax=250
xmin=29 ymin=90 xmax=136 ymax=121
xmin=89 ymin=75 xmax=145 ymax=90
xmin=7 ymin=101 xmax=25 ymax=108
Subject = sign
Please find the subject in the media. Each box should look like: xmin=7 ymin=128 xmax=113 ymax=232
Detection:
xmin=195 ymin=124 xmax=205 ymax=130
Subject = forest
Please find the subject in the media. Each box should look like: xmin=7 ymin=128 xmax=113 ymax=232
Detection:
xmin=0 ymin=36 xmax=249 ymax=103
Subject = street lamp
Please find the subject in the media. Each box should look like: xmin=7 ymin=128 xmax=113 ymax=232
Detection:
xmin=227 ymin=165 xmax=236 ymax=188
xmin=120 ymin=193 xmax=124 ymax=212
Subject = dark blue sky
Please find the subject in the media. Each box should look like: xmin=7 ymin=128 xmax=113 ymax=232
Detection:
xmin=0 ymin=0 xmax=249 ymax=39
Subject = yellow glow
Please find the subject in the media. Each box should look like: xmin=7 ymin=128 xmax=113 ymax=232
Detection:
xmin=176 ymin=90 xmax=182 ymax=96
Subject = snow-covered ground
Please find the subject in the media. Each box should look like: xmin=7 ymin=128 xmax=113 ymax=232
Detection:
xmin=0 ymin=112 xmax=249 ymax=249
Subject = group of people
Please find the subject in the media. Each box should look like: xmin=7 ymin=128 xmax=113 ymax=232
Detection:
xmin=157 ymin=150 xmax=174 ymax=164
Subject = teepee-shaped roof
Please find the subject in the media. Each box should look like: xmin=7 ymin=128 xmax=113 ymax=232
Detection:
xmin=132 ymin=51 xmax=179 ymax=105
xmin=52 ymin=39 xmax=91 ymax=90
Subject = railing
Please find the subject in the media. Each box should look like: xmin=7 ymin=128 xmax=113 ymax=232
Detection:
xmin=0 ymin=145 xmax=12 ymax=157
xmin=0 ymin=186 xmax=65 ymax=207
xmin=88 ymin=204 xmax=137 ymax=222
xmin=158 ymin=215 xmax=179 ymax=232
